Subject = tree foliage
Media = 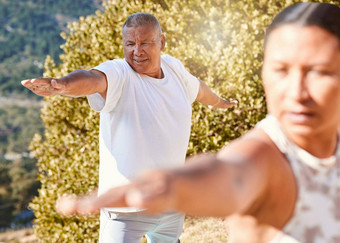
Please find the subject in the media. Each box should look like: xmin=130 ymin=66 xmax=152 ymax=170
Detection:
xmin=0 ymin=104 xmax=44 ymax=228
xmin=0 ymin=105 xmax=44 ymax=154
xmin=30 ymin=0 xmax=339 ymax=242
xmin=0 ymin=157 xmax=40 ymax=228
xmin=0 ymin=104 xmax=43 ymax=228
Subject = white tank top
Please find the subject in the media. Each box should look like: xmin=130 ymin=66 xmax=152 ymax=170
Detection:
xmin=256 ymin=115 xmax=340 ymax=243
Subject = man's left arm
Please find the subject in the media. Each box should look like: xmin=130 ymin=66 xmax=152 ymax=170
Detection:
xmin=196 ymin=80 xmax=237 ymax=109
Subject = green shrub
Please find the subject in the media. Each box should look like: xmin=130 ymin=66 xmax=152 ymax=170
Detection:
xmin=30 ymin=0 xmax=339 ymax=242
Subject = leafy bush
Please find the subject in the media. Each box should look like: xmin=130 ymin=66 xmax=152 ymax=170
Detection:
xmin=30 ymin=0 xmax=339 ymax=242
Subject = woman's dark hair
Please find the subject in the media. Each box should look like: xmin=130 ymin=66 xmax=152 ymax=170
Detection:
xmin=265 ymin=3 xmax=340 ymax=47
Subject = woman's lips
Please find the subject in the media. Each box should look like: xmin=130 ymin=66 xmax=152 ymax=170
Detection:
xmin=285 ymin=112 xmax=315 ymax=124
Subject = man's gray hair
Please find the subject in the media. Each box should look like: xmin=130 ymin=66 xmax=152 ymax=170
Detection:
xmin=123 ymin=13 xmax=162 ymax=36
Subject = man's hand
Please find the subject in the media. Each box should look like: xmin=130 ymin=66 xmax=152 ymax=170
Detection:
xmin=208 ymin=99 xmax=238 ymax=109
xmin=196 ymin=80 xmax=238 ymax=110
xmin=21 ymin=78 xmax=66 ymax=97
xmin=22 ymin=69 xmax=108 ymax=98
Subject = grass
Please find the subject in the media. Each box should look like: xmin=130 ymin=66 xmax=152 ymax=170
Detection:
xmin=180 ymin=216 xmax=228 ymax=243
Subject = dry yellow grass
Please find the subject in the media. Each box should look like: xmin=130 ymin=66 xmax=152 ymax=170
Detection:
xmin=180 ymin=216 xmax=229 ymax=243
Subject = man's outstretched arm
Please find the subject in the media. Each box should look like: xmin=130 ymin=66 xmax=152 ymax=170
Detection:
xmin=195 ymin=80 xmax=238 ymax=109
xmin=21 ymin=69 xmax=107 ymax=98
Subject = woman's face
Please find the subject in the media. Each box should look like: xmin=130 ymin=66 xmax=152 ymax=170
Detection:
xmin=263 ymin=24 xmax=340 ymax=138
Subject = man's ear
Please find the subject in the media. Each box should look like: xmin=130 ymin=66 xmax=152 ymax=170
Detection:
xmin=160 ymin=34 xmax=166 ymax=51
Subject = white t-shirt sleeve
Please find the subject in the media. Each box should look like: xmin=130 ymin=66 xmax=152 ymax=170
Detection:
xmin=164 ymin=55 xmax=199 ymax=103
xmin=87 ymin=60 xmax=126 ymax=112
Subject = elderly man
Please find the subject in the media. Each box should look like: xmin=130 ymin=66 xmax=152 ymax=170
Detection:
xmin=22 ymin=13 xmax=236 ymax=243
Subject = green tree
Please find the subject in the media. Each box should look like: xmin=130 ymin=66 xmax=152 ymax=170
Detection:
xmin=0 ymin=0 xmax=98 ymax=98
xmin=30 ymin=0 xmax=339 ymax=242
xmin=0 ymin=105 xmax=44 ymax=154
xmin=0 ymin=195 xmax=15 ymax=228
xmin=8 ymin=158 xmax=41 ymax=212
xmin=0 ymin=157 xmax=40 ymax=228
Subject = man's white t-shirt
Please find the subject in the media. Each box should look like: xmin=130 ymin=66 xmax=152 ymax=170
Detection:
xmin=87 ymin=55 xmax=199 ymax=212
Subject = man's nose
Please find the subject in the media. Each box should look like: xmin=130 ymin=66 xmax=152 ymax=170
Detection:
xmin=134 ymin=44 xmax=143 ymax=56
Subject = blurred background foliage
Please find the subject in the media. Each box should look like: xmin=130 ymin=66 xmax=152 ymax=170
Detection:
xmin=28 ymin=0 xmax=339 ymax=242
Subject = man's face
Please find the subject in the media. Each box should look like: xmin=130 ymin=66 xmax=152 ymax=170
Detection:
xmin=122 ymin=24 xmax=165 ymax=78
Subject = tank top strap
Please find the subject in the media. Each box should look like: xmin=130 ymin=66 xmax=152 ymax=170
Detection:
xmin=255 ymin=114 xmax=293 ymax=155
xmin=256 ymin=114 xmax=340 ymax=173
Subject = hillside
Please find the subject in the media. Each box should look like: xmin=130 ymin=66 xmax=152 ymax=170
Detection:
xmin=0 ymin=0 xmax=101 ymax=98
xmin=0 ymin=0 xmax=101 ymax=228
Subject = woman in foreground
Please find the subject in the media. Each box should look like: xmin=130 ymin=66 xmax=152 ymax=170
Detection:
xmin=57 ymin=2 xmax=340 ymax=242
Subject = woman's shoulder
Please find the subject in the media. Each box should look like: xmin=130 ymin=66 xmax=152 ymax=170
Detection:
xmin=221 ymin=129 xmax=297 ymax=229
xmin=219 ymin=128 xmax=285 ymax=165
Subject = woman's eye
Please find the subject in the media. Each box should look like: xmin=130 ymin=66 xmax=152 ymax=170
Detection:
xmin=309 ymin=69 xmax=332 ymax=76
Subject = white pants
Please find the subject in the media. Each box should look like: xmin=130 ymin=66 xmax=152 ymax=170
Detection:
xmin=99 ymin=209 xmax=185 ymax=243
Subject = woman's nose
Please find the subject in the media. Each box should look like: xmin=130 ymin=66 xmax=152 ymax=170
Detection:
xmin=286 ymin=70 xmax=310 ymax=102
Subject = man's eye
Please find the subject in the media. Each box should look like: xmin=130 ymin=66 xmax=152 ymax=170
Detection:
xmin=273 ymin=67 xmax=288 ymax=74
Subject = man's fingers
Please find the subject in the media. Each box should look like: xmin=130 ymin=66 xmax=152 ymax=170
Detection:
xmin=209 ymin=99 xmax=238 ymax=109
xmin=22 ymin=78 xmax=50 ymax=86
xmin=21 ymin=78 xmax=65 ymax=96
xmin=229 ymin=100 xmax=238 ymax=106
xmin=21 ymin=78 xmax=51 ymax=91
xmin=21 ymin=79 xmax=32 ymax=86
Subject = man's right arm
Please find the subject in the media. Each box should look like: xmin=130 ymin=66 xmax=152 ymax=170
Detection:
xmin=21 ymin=69 xmax=107 ymax=99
